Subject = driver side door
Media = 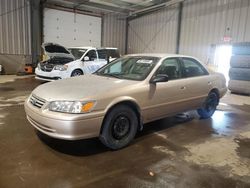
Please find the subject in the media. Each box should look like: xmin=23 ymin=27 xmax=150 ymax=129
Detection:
xmin=144 ymin=58 xmax=188 ymax=121
xmin=83 ymin=50 xmax=100 ymax=73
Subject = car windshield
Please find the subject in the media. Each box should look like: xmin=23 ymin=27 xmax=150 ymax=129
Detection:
xmin=95 ymin=56 xmax=159 ymax=81
xmin=68 ymin=48 xmax=87 ymax=59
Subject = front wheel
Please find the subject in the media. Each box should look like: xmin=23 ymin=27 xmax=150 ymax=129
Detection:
xmin=197 ymin=92 xmax=218 ymax=119
xmin=71 ymin=69 xmax=83 ymax=77
xmin=100 ymin=105 xmax=138 ymax=150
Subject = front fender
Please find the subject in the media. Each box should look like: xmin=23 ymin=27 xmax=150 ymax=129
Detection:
xmin=104 ymin=96 xmax=140 ymax=113
xmin=103 ymin=96 xmax=143 ymax=131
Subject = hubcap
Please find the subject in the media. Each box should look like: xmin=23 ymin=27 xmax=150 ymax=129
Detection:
xmin=73 ymin=71 xmax=81 ymax=76
xmin=112 ymin=115 xmax=130 ymax=140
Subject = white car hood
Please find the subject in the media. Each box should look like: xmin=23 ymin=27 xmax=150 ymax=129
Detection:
xmin=32 ymin=74 xmax=138 ymax=101
xmin=42 ymin=42 xmax=75 ymax=60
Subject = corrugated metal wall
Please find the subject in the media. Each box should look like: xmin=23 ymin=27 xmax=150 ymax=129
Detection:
xmin=0 ymin=0 xmax=31 ymax=55
xmin=0 ymin=0 xmax=32 ymax=74
xmin=127 ymin=5 xmax=179 ymax=54
xmin=102 ymin=14 xmax=126 ymax=55
xmin=127 ymin=0 xmax=250 ymax=62
xmin=180 ymin=0 xmax=250 ymax=63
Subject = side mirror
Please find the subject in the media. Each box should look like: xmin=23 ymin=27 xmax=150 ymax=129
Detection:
xmin=83 ymin=56 xmax=90 ymax=61
xmin=150 ymin=74 xmax=169 ymax=84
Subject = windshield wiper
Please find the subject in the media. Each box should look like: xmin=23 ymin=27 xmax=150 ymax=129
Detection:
xmin=100 ymin=73 xmax=122 ymax=79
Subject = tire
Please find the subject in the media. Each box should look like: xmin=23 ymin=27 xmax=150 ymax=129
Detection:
xmin=228 ymin=80 xmax=250 ymax=95
xmin=197 ymin=92 xmax=218 ymax=119
xmin=232 ymin=42 xmax=250 ymax=56
xmin=71 ymin=69 xmax=83 ymax=77
xmin=229 ymin=68 xmax=250 ymax=81
xmin=100 ymin=105 xmax=138 ymax=150
xmin=230 ymin=55 xmax=250 ymax=68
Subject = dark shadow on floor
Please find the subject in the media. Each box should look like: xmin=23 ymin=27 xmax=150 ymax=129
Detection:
xmin=37 ymin=112 xmax=195 ymax=156
xmin=36 ymin=131 xmax=109 ymax=156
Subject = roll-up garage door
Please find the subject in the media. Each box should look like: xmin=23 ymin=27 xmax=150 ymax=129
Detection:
xmin=43 ymin=8 xmax=101 ymax=47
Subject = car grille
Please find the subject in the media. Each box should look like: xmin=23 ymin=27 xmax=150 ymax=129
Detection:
xmin=36 ymin=75 xmax=61 ymax=80
xmin=29 ymin=95 xmax=46 ymax=108
xmin=40 ymin=63 xmax=54 ymax=72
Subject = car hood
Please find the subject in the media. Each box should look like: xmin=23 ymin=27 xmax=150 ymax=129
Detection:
xmin=42 ymin=42 xmax=75 ymax=60
xmin=32 ymin=74 xmax=140 ymax=101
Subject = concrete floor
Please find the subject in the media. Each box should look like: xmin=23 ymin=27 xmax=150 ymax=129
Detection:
xmin=0 ymin=75 xmax=250 ymax=188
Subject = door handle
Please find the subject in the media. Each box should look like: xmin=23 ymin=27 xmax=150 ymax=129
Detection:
xmin=180 ymin=86 xmax=186 ymax=90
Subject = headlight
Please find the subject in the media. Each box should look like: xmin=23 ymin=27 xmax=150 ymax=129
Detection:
xmin=49 ymin=101 xmax=96 ymax=113
xmin=37 ymin=63 xmax=41 ymax=70
xmin=54 ymin=65 xmax=68 ymax=71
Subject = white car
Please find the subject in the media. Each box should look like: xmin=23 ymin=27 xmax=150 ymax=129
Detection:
xmin=35 ymin=43 xmax=120 ymax=81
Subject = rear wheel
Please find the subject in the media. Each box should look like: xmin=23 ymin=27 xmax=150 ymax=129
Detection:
xmin=71 ymin=69 xmax=83 ymax=77
xmin=197 ymin=92 xmax=218 ymax=119
xmin=100 ymin=105 xmax=138 ymax=150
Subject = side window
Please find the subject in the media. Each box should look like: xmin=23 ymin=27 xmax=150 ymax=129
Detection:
xmin=86 ymin=50 xmax=97 ymax=61
xmin=97 ymin=49 xmax=107 ymax=59
xmin=155 ymin=58 xmax=181 ymax=80
xmin=182 ymin=58 xmax=208 ymax=77
xmin=108 ymin=49 xmax=120 ymax=58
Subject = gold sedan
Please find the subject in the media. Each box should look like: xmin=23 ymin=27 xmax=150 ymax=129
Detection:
xmin=25 ymin=54 xmax=227 ymax=149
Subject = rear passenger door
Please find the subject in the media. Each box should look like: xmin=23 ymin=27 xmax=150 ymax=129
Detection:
xmin=179 ymin=57 xmax=212 ymax=109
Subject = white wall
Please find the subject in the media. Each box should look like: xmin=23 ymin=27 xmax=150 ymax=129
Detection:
xmin=43 ymin=8 xmax=101 ymax=47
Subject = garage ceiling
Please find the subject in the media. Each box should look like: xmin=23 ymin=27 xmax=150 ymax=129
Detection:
xmin=43 ymin=0 xmax=173 ymax=15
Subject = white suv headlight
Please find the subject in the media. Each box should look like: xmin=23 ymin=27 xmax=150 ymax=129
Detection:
xmin=49 ymin=101 xmax=96 ymax=113
xmin=37 ymin=63 xmax=41 ymax=70
xmin=54 ymin=65 xmax=68 ymax=71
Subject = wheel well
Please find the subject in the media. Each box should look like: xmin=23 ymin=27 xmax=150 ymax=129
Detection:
xmin=100 ymin=101 xmax=142 ymax=134
xmin=210 ymin=88 xmax=220 ymax=103
xmin=71 ymin=69 xmax=83 ymax=75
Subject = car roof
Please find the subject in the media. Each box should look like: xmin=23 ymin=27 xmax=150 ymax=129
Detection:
xmin=68 ymin=47 xmax=118 ymax=50
xmin=68 ymin=47 xmax=94 ymax=49
xmin=126 ymin=53 xmax=196 ymax=59
xmin=97 ymin=47 xmax=118 ymax=50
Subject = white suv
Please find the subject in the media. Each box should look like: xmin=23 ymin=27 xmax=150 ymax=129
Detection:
xmin=35 ymin=43 xmax=120 ymax=81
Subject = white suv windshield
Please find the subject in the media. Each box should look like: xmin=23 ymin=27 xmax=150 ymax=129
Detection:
xmin=68 ymin=48 xmax=87 ymax=59
xmin=95 ymin=56 xmax=159 ymax=81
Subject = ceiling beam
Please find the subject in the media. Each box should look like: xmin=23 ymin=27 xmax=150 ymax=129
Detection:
xmin=128 ymin=0 xmax=185 ymax=17
xmin=62 ymin=0 xmax=129 ymax=13
xmin=98 ymin=0 xmax=145 ymax=10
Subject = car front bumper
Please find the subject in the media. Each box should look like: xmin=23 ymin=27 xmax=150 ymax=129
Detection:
xmin=24 ymin=99 xmax=104 ymax=140
xmin=35 ymin=68 xmax=69 ymax=81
